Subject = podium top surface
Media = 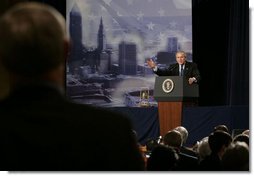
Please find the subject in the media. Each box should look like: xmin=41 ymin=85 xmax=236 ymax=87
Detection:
xmin=154 ymin=76 xmax=199 ymax=101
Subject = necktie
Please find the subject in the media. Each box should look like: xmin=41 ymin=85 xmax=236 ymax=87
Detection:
xmin=180 ymin=65 xmax=184 ymax=76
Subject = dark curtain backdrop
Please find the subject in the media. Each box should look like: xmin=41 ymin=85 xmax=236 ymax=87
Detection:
xmin=192 ymin=0 xmax=249 ymax=106
xmin=32 ymin=0 xmax=249 ymax=107
xmin=29 ymin=0 xmax=66 ymax=17
xmin=225 ymin=0 xmax=249 ymax=105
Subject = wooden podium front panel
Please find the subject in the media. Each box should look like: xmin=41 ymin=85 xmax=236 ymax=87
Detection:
xmin=158 ymin=102 xmax=183 ymax=136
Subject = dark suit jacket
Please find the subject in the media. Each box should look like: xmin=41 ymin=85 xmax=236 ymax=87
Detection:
xmin=199 ymin=153 xmax=222 ymax=171
xmin=180 ymin=146 xmax=198 ymax=158
xmin=175 ymin=152 xmax=199 ymax=171
xmin=0 ymin=84 xmax=144 ymax=171
xmin=154 ymin=61 xmax=201 ymax=83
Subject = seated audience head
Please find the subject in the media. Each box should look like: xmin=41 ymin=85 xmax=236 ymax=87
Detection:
xmin=213 ymin=124 xmax=229 ymax=133
xmin=221 ymin=141 xmax=249 ymax=171
xmin=196 ymin=136 xmax=211 ymax=162
xmin=233 ymin=134 xmax=249 ymax=146
xmin=242 ymin=129 xmax=249 ymax=136
xmin=208 ymin=131 xmax=232 ymax=158
xmin=0 ymin=2 xmax=69 ymax=87
xmin=174 ymin=126 xmax=188 ymax=145
xmin=163 ymin=130 xmax=182 ymax=149
xmin=146 ymin=145 xmax=179 ymax=171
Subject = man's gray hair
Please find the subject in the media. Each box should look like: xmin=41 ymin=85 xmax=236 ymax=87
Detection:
xmin=174 ymin=126 xmax=188 ymax=144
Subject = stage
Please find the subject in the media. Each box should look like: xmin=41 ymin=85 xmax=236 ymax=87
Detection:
xmin=110 ymin=105 xmax=249 ymax=146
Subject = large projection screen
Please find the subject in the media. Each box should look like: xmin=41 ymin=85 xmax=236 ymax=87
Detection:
xmin=66 ymin=0 xmax=192 ymax=107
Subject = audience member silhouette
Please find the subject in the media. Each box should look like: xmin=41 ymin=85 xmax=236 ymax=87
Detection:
xmin=163 ymin=130 xmax=183 ymax=148
xmin=196 ymin=136 xmax=211 ymax=163
xmin=242 ymin=129 xmax=249 ymax=136
xmin=174 ymin=126 xmax=188 ymax=144
xmin=221 ymin=142 xmax=249 ymax=171
xmin=174 ymin=126 xmax=198 ymax=157
xmin=233 ymin=134 xmax=249 ymax=146
xmin=213 ymin=124 xmax=229 ymax=133
xmin=199 ymin=130 xmax=232 ymax=171
xmin=163 ymin=130 xmax=199 ymax=171
xmin=0 ymin=2 xmax=144 ymax=171
xmin=146 ymin=144 xmax=179 ymax=171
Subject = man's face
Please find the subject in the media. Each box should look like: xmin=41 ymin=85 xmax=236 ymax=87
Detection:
xmin=176 ymin=53 xmax=186 ymax=65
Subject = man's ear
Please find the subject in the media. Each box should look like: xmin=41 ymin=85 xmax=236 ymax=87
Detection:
xmin=64 ymin=38 xmax=71 ymax=62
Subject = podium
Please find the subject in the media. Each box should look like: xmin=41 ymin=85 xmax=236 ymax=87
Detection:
xmin=154 ymin=76 xmax=199 ymax=136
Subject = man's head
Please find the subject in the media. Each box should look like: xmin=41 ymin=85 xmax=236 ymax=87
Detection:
xmin=208 ymin=130 xmax=232 ymax=154
xmin=175 ymin=51 xmax=186 ymax=65
xmin=221 ymin=141 xmax=249 ymax=171
xmin=163 ymin=130 xmax=182 ymax=149
xmin=213 ymin=124 xmax=229 ymax=133
xmin=0 ymin=2 xmax=68 ymax=85
xmin=174 ymin=126 xmax=188 ymax=144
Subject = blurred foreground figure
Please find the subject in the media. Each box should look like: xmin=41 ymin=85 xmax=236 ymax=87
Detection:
xmin=0 ymin=2 xmax=144 ymax=171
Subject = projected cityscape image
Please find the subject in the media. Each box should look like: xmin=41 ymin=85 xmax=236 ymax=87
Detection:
xmin=66 ymin=0 xmax=192 ymax=107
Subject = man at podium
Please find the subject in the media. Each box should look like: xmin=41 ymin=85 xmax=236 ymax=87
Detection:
xmin=147 ymin=51 xmax=201 ymax=85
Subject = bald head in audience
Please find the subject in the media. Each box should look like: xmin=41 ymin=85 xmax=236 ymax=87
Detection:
xmin=174 ymin=126 xmax=188 ymax=144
